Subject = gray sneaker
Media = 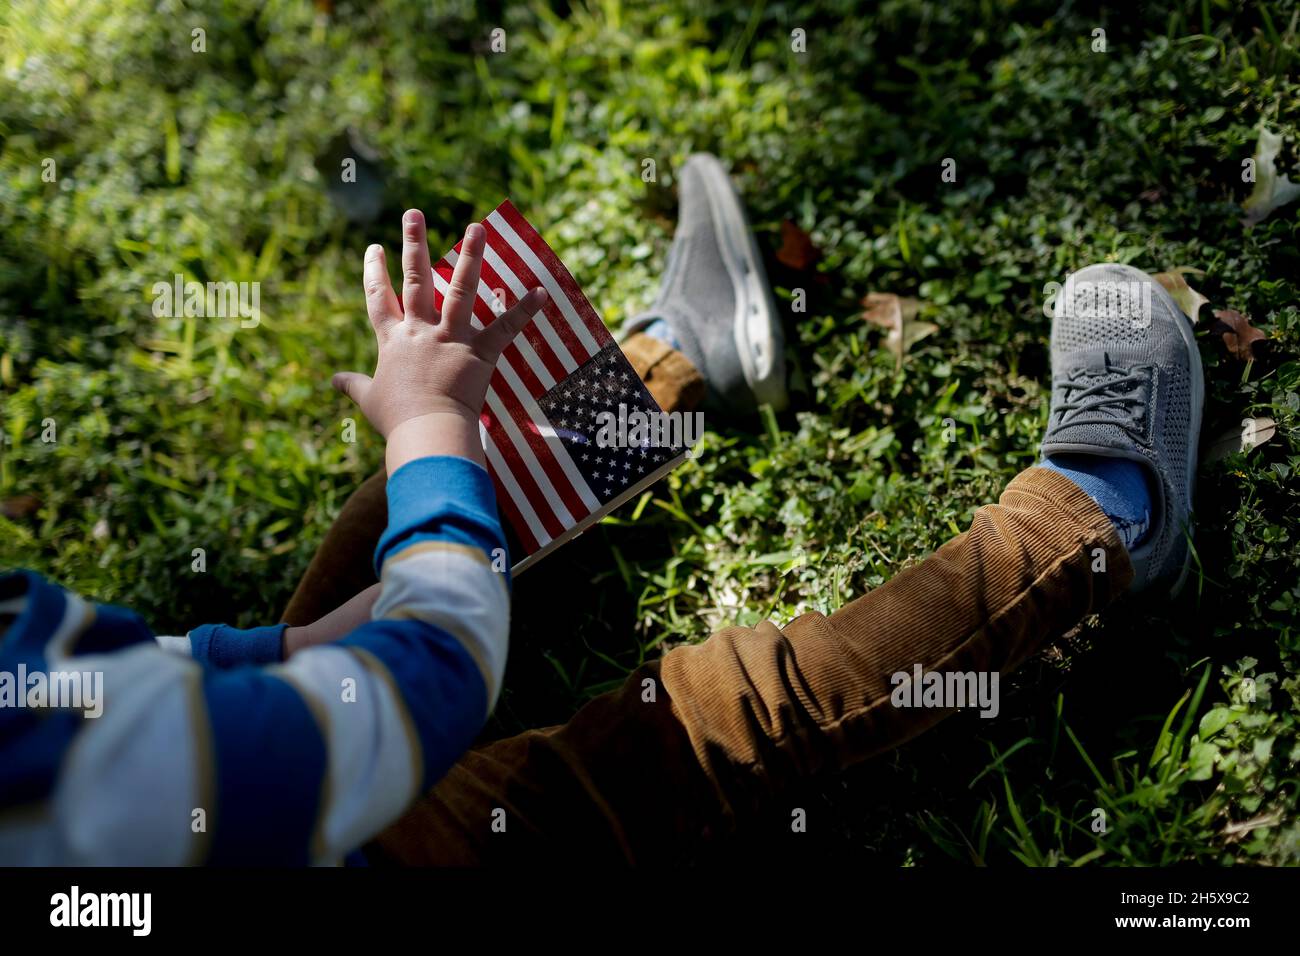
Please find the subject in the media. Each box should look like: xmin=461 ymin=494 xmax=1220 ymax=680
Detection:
xmin=623 ymin=154 xmax=788 ymax=413
xmin=1040 ymin=263 xmax=1205 ymax=595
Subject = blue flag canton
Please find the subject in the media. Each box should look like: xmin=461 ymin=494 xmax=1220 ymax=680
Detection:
xmin=536 ymin=343 xmax=683 ymax=503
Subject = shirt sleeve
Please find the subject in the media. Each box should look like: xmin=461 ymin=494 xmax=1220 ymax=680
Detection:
xmin=25 ymin=456 xmax=510 ymax=865
xmin=261 ymin=455 xmax=512 ymax=860
xmin=156 ymin=623 xmax=287 ymax=666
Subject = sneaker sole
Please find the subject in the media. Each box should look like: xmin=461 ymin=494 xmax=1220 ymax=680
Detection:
xmin=691 ymin=157 xmax=789 ymax=411
xmin=1157 ymin=273 xmax=1205 ymax=598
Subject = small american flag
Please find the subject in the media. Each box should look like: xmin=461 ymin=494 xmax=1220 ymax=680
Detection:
xmin=430 ymin=200 xmax=687 ymax=573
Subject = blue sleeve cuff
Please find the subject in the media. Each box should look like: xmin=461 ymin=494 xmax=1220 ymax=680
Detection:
xmin=189 ymin=623 xmax=287 ymax=667
xmin=373 ymin=455 xmax=508 ymax=574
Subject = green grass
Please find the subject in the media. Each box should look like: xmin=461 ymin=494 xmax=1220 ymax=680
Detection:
xmin=2 ymin=0 xmax=1298 ymax=865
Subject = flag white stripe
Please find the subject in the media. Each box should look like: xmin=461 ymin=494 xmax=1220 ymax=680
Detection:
xmin=428 ymin=271 xmax=557 ymax=546
xmin=435 ymin=258 xmax=594 ymax=520
xmin=483 ymin=388 xmax=575 ymax=529
xmin=493 ymin=354 xmax=603 ymax=515
xmin=431 ymin=264 xmax=556 ymax=390
xmin=473 ymin=283 xmax=556 ymax=390
xmin=479 ymin=421 xmax=551 ymax=547
xmin=478 ymin=243 xmax=580 ymax=371
xmin=486 ymin=210 xmax=603 ymax=359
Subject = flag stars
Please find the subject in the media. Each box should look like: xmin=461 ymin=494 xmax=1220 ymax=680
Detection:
xmin=535 ymin=348 xmax=676 ymax=506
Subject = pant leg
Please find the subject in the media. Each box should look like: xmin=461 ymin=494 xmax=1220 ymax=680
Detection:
xmin=622 ymin=331 xmax=706 ymax=412
xmin=369 ymin=466 xmax=1132 ymax=864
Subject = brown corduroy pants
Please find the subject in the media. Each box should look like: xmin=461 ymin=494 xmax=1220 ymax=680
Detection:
xmin=282 ymin=336 xmax=1132 ymax=864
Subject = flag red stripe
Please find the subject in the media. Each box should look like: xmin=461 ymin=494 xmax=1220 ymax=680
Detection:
xmin=431 ymin=282 xmax=567 ymax=541
xmin=497 ymin=338 xmax=546 ymax=405
xmin=488 ymin=367 xmax=590 ymax=521
xmin=433 ymin=260 xmax=591 ymax=533
xmin=433 ymin=254 xmax=589 ymax=522
xmin=496 ymin=200 xmax=615 ymax=350
xmin=474 ymin=254 xmax=569 ymax=386
xmin=482 ymin=218 xmax=592 ymax=366
xmin=433 ymin=255 xmax=537 ymax=386
xmin=440 ymin=243 xmax=569 ymax=388
xmin=482 ymin=448 xmax=540 ymax=556
xmin=478 ymin=399 xmax=566 ymax=541
xmin=433 ymin=200 xmax=640 ymax=560
xmin=436 ymin=255 xmax=519 ymax=346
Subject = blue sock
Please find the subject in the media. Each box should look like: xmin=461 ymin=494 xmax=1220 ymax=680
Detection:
xmin=1040 ymin=455 xmax=1154 ymax=551
xmin=641 ymin=317 xmax=681 ymax=351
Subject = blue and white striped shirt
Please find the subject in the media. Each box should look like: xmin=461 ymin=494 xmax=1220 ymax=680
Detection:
xmin=0 ymin=456 xmax=509 ymax=864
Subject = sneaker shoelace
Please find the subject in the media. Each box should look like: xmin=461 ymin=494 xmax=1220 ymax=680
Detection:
xmin=1052 ymin=366 xmax=1148 ymax=440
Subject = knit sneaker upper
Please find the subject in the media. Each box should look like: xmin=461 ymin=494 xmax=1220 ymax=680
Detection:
xmin=1040 ymin=263 xmax=1204 ymax=593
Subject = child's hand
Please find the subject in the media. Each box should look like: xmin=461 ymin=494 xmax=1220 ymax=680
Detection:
xmin=332 ymin=209 xmax=548 ymax=472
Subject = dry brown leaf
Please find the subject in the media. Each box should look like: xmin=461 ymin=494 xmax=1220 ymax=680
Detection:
xmin=1211 ymin=309 xmax=1267 ymax=362
xmin=0 ymin=495 xmax=40 ymax=519
xmin=860 ymin=292 xmax=937 ymax=368
xmin=1204 ymin=417 xmax=1276 ymax=463
xmin=1152 ymin=271 xmax=1210 ymax=323
xmin=775 ymin=220 xmax=818 ymax=270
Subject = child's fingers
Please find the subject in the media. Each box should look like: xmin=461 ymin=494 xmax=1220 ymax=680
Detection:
xmin=364 ymin=244 xmax=401 ymax=333
xmin=400 ymin=209 xmax=435 ymax=321
xmin=476 ymin=286 xmax=547 ymax=361
xmin=331 ymin=371 xmax=372 ymax=406
xmin=443 ymin=223 xmax=486 ymax=331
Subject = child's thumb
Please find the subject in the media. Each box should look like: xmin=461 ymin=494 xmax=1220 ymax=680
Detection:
xmin=331 ymin=371 xmax=372 ymax=405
